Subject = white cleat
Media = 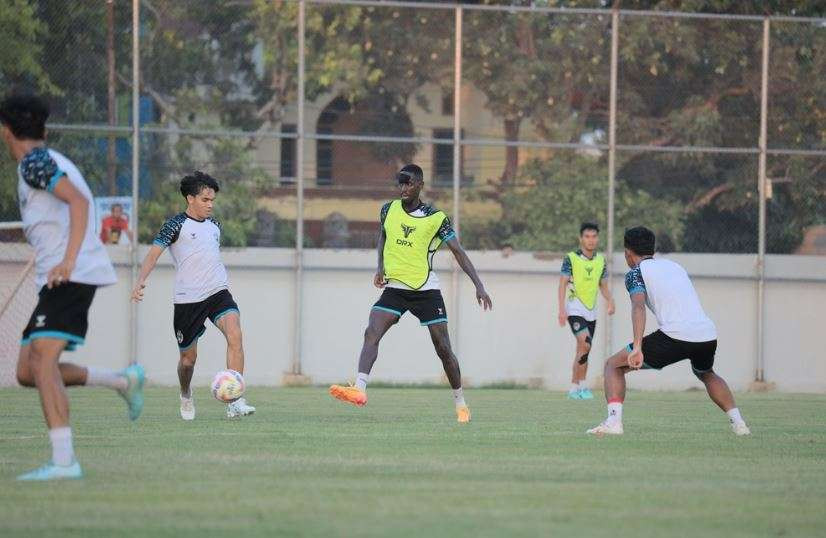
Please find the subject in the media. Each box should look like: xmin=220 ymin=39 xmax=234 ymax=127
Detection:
xmin=731 ymin=421 xmax=751 ymax=436
xmin=180 ymin=395 xmax=195 ymax=421
xmin=227 ymin=398 xmax=255 ymax=418
xmin=586 ymin=421 xmax=624 ymax=436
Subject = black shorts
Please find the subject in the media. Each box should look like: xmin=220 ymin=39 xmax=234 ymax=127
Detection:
xmin=21 ymin=283 xmax=97 ymax=352
xmin=373 ymin=288 xmax=447 ymax=326
xmin=628 ymin=330 xmax=716 ymax=374
xmin=174 ymin=289 xmax=240 ymax=350
xmin=567 ymin=316 xmax=596 ymax=339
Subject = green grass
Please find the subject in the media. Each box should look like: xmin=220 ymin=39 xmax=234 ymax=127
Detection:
xmin=1 ymin=388 xmax=825 ymax=538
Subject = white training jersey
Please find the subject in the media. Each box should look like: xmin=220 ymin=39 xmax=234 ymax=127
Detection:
xmin=17 ymin=147 xmax=117 ymax=288
xmin=153 ymin=213 xmax=229 ymax=304
xmin=625 ymin=257 xmax=717 ymax=342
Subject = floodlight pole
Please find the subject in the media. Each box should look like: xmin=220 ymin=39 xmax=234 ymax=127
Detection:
xmin=129 ymin=0 xmax=140 ymax=365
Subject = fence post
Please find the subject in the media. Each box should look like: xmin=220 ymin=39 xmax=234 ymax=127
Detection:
xmin=129 ymin=0 xmax=140 ymax=365
xmin=451 ymin=5 xmax=463 ymax=356
xmin=286 ymin=0 xmax=308 ymax=385
xmin=604 ymin=5 xmax=620 ymax=364
xmin=755 ymin=16 xmax=770 ymax=385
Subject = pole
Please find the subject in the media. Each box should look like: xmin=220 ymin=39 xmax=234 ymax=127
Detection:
xmin=129 ymin=0 xmax=140 ymax=364
xmin=107 ymin=0 xmax=117 ymax=196
xmin=451 ymin=6 xmax=462 ymax=354
xmin=605 ymin=6 xmax=619 ymax=361
xmin=756 ymin=17 xmax=770 ymax=383
xmin=291 ymin=0 xmax=306 ymax=377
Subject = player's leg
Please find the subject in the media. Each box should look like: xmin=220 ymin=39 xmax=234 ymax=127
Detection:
xmin=16 ymin=337 xmax=83 ymax=480
xmin=586 ymin=346 xmax=631 ymax=435
xmin=569 ymin=329 xmax=591 ymax=399
xmin=578 ymin=323 xmax=596 ymax=399
xmin=691 ymin=341 xmax=750 ymax=435
xmin=213 ymin=308 xmax=255 ymax=418
xmin=330 ymin=308 xmax=398 ymax=406
xmin=174 ymin=299 xmax=207 ymax=420
xmin=425 ymin=322 xmax=470 ymax=422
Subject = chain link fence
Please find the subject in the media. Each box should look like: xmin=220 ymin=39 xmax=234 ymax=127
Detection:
xmin=0 ymin=1 xmax=823 ymax=385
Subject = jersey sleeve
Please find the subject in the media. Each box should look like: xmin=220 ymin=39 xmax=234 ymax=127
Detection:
xmin=599 ymin=262 xmax=608 ymax=281
xmin=153 ymin=215 xmax=184 ymax=249
xmin=379 ymin=202 xmax=391 ymax=225
xmin=560 ymin=255 xmax=572 ymax=276
xmin=19 ymin=147 xmax=65 ymax=192
xmin=625 ymin=267 xmax=646 ymax=296
xmin=437 ymin=215 xmax=456 ymax=242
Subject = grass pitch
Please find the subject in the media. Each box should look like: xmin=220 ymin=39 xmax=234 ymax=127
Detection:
xmin=1 ymin=387 xmax=825 ymax=537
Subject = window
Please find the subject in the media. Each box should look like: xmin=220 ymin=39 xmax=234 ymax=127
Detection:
xmin=316 ymin=127 xmax=333 ymax=186
xmin=280 ymin=124 xmax=296 ymax=184
xmin=432 ymin=129 xmax=467 ymax=186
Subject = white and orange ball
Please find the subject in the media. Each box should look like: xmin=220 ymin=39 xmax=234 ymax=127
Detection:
xmin=211 ymin=369 xmax=245 ymax=403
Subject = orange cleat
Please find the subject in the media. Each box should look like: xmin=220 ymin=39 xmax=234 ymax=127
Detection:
xmin=329 ymin=384 xmax=367 ymax=407
xmin=456 ymin=405 xmax=471 ymax=423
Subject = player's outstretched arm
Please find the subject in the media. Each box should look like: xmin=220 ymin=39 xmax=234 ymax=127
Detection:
xmin=628 ymin=292 xmax=646 ymax=369
xmin=48 ymin=176 xmax=88 ymax=288
xmin=557 ymin=275 xmax=569 ymax=327
xmin=600 ymin=279 xmax=616 ymax=315
xmin=374 ymin=227 xmax=387 ymax=288
xmin=131 ymin=245 xmax=164 ymax=302
xmin=445 ymin=237 xmax=492 ymax=310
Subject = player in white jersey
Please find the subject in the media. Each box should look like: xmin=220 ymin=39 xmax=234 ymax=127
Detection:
xmin=132 ymin=171 xmax=254 ymax=420
xmin=1 ymin=95 xmax=144 ymax=481
xmin=587 ymin=227 xmax=750 ymax=436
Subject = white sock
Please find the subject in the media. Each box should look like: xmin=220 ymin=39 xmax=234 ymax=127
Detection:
xmin=181 ymin=390 xmax=192 ymax=400
xmin=453 ymin=388 xmax=466 ymax=407
xmin=607 ymin=402 xmax=623 ymax=424
xmin=49 ymin=427 xmax=75 ymax=466
xmin=86 ymin=367 xmax=127 ymax=391
xmin=570 ymin=382 xmax=581 ymax=392
xmin=355 ymin=372 xmax=369 ymax=392
xmin=727 ymin=407 xmax=744 ymax=424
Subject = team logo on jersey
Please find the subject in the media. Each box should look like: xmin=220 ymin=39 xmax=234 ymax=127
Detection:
xmin=176 ymin=330 xmax=184 ymax=344
xmin=190 ymin=232 xmax=197 ymax=239
xmin=35 ymin=315 xmax=46 ymax=328
xmin=401 ymin=223 xmax=416 ymax=238
xmin=585 ymin=267 xmax=593 ymax=276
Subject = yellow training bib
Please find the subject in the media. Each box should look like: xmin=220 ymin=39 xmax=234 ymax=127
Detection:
xmin=382 ymin=200 xmax=447 ymax=289
xmin=567 ymin=251 xmax=605 ymax=310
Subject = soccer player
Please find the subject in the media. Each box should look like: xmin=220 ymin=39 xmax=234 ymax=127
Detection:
xmin=557 ymin=222 xmax=615 ymax=400
xmin=131 ymin=171 xmax=254 ymax=420
xmin=329 ymin=164 xmax=493 ymax=423
xmin=587 ymin=227 xmax=750 ymax=436
xmin=1 ymin=94 xmax=144 ymax=481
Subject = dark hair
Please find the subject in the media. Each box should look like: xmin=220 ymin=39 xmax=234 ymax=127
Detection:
xmin=624 ymin=226 xmax=656 ymax=256
xmin=0 ymin=94 xmax=50 ymax=140
xmin=580 ymin=222 xmax=599 ymax=235
xmin=111 ymin=203 xmax=123 ymax=211
xmin=180 ymin=171 xmax=220 ymax=199
xmin=398 ymin=163 xmax=424 ymax=183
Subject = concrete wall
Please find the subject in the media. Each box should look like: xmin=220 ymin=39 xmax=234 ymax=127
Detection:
xmin=17 ymin=246 xmax=826 ymax=392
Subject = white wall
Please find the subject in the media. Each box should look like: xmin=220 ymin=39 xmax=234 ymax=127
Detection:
xmin=11 ymin=247 xmax=825 ymax=392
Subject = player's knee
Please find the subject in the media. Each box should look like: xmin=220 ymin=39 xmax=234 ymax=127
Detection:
xmin=364 ymin=325 xmax=383 ymax=345
xmin=694 ymin=368 xmax=715 ymax=382
xmin=578 ymin=352 xmax=590 ymax=365
xmin=16 ymin=361 xmax=34 ymax=387
xmin=179 ymin=353 xmax=197 ymax=368
xmin=434 ymin=339 xmax=452 ymax=360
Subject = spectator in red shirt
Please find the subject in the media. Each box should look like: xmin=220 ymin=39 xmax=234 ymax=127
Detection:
xmin=100 ymin=203 xmax=133 ymax=244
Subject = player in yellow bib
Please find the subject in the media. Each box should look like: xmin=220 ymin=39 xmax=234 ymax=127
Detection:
xmin=329 ymin=164 xmax=493 ymax=423
xmin=557 ymin=223 xmax=615 ymax=400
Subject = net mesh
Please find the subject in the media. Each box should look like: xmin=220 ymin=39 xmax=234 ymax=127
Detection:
xmin=0 ymin=225 xmax=36 ymax=387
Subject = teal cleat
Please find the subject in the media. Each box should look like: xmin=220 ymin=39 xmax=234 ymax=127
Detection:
xmin=118 ymin=363 xmax=145 ymax=421
xmin=567 ymin=389 xmax=582 ymax=400
xmin=17 ymin=460 xmax=83 ymax=481
xmin=579 ymin=388 xmax=595 ymax=400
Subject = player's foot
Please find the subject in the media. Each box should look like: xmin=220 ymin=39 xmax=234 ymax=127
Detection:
xmin=578 ymin=388 xmax=594 ymax=400
xmin=17 ymin=460 xmax=83 ymax=481
xmin=227 ymin=398 xmax=255 ymax=418
xmin=567 ymin=389 xmax=582 ymax=400
xmin=180 ymin=394 xmax=195 ymax=421
xmin=456 ymin=405 xmax=471 ymax=423
xmin=731 ymin=421 xmax=751 ymax=436
xmin=329 ymin=384 xmax=367 ymax=407
xmin=117 ymin=363 xmax=145 ymax=421
xmin=586 ymin=420 xmax=624 ymax=436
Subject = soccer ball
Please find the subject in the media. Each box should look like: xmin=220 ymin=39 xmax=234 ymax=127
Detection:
xmin=211 ymin=369 xmax=245 ymax=403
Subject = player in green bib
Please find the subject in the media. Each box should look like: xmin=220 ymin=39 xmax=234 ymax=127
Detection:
xmin=329 ymin=164 xmax=493 ymax=423
xmin=557 ymin=222 xmax=615 ymax=400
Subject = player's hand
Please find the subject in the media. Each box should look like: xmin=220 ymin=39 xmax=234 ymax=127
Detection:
xmin=131 ymin=282 xmax=146 ymax=302
xmin=476 ymin=287 xmax=492 ymax=311
xmin=627 ymin=348 xmax=644 ymax=369
xmin=373 ymin=272 xmax=387 ymax=288
xmin=558 ymin=312 xmax=567 ymax=327
xmin=607 ymin=299 xmax=616 ymax=316
xmin=47 ymin=258 xmax=75 ymax=289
